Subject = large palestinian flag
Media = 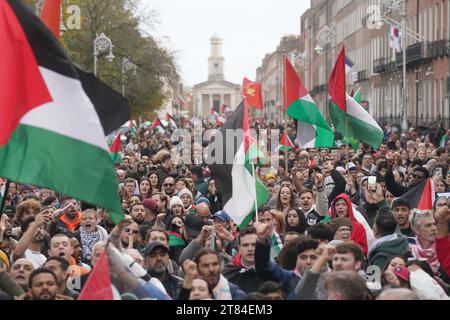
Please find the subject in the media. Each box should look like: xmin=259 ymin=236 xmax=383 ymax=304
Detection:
xmin=0 ymin=0 xmax=129 ymax=224
xmin=207 ymin=101 xmax=270 ymax=228
xmin=328 ymin=47 xmax=383 ymax=150
xmin=284 ymin=58 xmax=334 ymax=148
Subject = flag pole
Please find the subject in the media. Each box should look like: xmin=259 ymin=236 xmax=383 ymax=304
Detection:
xmin=283 ymin=50 xmax=288 ymax=175
xmin=0 ymin=180 xmax=11 ymax=214
xmin=345 ymin=113 xmax=349 ymax=155
xmin=251 ymin=162 xmax=259 ymax=223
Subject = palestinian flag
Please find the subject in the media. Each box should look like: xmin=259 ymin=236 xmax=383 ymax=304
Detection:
xmin=401 ymin=178 xmax=435 ymax=210
xmin=284 ymin=58 xmax=334 ymax=148
xmin=215 ymin=115 xmax=226 ymax=125
xmin=243 ymin=77 xmax=263 ymax=109
xmin=165 ymin=113 xmax=177 ymax=128
xmin=152 ymin=118 xmax=165 ymax=134
xmin=79 ymin=250 xmax=117 ymax=300
xmin=168 ymin=231 xmax=186 ymax=247
xmin=129 ymin=120 xmax=137 ymax=136
xmin=109 ymin=133 xmax=122 ymax=165
xmin=279 ymin=131 xmax=294 ymax=152
xmin=207 ymin=101 xmax=270 ymax=228
xmin=328 ymin=47 xmax=383 ymax=150
xmin=0 ymin=0 xmax=129 ymax=224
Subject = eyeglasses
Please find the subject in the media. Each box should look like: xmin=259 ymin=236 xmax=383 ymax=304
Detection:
xmin=413 ymin=174 xmax=425 ymax=179
xmin=124 ymin=228 xmax=139 ymax=234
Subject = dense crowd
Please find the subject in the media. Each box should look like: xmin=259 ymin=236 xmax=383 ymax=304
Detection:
xmin=1 ymin=119 xmax=450 ymax=300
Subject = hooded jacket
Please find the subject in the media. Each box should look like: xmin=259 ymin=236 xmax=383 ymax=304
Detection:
xmin=223 ymin=254 xmax=266 ymax=294
xmin=329 ymin=194 xmax=368 ymax=256
xmin=367 ymin=234 xmax=409 ymax=270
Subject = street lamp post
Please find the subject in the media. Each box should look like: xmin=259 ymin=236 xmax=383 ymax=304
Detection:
xmin=93 ymin=33 xmax=115 ymax=77
xmin=122 ymin=57 xmax=137 ymax=97
xmin=315 ymin=24 xmax=336 ymax=116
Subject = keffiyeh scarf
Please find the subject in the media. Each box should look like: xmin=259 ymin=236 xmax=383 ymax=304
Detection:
xmin=80 ymin=225 xmax=108 ymax=262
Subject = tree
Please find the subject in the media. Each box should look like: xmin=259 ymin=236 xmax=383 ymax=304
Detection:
xmin=27 ymin=0 xmax=179 ymax=117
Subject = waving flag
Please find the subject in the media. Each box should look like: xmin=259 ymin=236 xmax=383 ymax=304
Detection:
xmin=329 ymin=47 xmax=383 ymax=149
xmin=0 ymin=0 xmax=128 ymax=224
xmin=152 ymin=118 xmax=165 ymax=134
xmin=345 ymin=55 xmax=354 ymax=74
xmin=109 ymin=133 xmax=122 ymax=165
xmin=284 ymin=58 xmax=334 ymax=148
xmin=279 ymin=132 xmax=295 ymax=152
xmin=165 ymin=113 xmax=177 ymax=128
xmin=243 ymin=78 xmax=263 ymax=110
xmin=207 ymin=101 xmax=269 ymax=228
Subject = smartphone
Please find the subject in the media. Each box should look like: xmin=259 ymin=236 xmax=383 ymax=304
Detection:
xmin=368 ymin=176 xmax=377 ymax=191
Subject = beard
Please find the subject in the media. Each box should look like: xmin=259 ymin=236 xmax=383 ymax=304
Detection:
xmin=150 ymin=265 xmax=166 ymax=275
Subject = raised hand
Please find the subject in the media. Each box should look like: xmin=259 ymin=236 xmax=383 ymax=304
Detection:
xmin=183 ymin=259 xmax=198 ymax=279
xmin=254 ymin=222 xmax=272 ymax=242
xmin=364 ymin=183 xmax=384 ymax=204
xmin=435 ymin=207 xmax=450 ymax=225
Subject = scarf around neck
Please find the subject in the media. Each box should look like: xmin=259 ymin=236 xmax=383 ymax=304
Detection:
xmin=213 ymin=275 xmax=232 ymax=300
xmin=79 ymin=225 xmax=108 ymax=262
xmin=410 ymin=238 xmax=440 ymax=274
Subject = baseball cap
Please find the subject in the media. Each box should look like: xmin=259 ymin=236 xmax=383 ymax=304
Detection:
xmin=212 ymin=211 xmax=231 ymax=222
xmin=393 ymin=266 xmax=410 ymax=282
xmin=143 ymin=242 xmax=168 ymax=257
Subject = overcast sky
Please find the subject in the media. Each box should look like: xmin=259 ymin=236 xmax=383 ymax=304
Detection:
xmin=140 ymin=0 xmax=310 ymax=87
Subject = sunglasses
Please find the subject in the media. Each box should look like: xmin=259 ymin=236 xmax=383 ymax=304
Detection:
xmin=124 ymin=228 xmax=139 ymax=234
xmin=163 ymin=183 xmax=174 ymax=187
xmin=413 ymin=174 xmax=425 ymax=179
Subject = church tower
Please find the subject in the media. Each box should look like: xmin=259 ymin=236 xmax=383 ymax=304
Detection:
xmin=208 ymin=34 xmax=225 ymax=81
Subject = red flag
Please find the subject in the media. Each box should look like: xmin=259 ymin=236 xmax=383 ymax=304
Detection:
xmin=109 ymin=133 xmax=122 ymax=153
xmin=243 ymin=78 xmax=263 ymax=110
xmin=328 ymin=47 xmax=347 ymax=113
xmin=40 ymin=0 xmax=61 ymax=40
xmin=78 ymin=250 xmax=113 ymax=300
xmin=284 ymin=57 xmax=308 ymax=112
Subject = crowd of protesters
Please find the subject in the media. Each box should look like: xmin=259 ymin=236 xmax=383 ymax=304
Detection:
xmin=1 ymin=118 xmax=450 ymax=300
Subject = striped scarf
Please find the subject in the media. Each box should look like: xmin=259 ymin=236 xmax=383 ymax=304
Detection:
xmin=213 ymin=275 xmax=232 ymax=300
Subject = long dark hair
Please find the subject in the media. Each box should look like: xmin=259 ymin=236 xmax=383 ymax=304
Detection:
xmin=148 ymin=171 xmax=161 ymax=191
xmin=284 ymin=208 xmax=307 ymax=234
xmin=139 ymin=176 xmax=152 ymax=199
